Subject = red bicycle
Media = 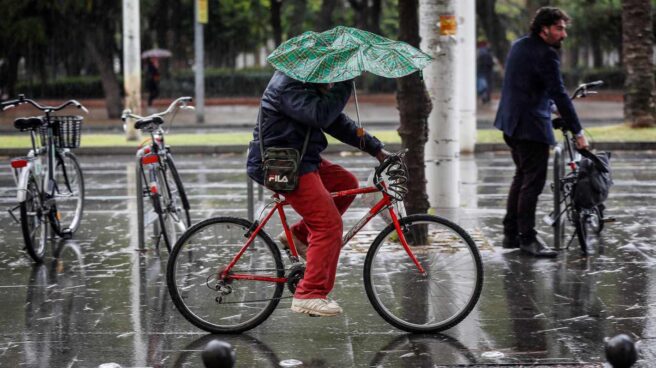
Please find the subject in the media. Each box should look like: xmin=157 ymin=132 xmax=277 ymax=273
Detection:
xmin=166 ymin=151 xmax=483 ymax=333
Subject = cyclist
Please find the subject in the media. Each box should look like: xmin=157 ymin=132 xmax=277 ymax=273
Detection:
xmin=247 ymin=71 xmax=390 ymax=316
xmin=494 ymin=7 xmax=589 ymax=257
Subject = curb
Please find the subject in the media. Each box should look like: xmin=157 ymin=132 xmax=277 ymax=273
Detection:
xmin=1 ymin=141 xmax=654 ymax=157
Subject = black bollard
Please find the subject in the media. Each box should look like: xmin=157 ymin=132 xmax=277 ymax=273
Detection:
xmin=201 ymin=339 xmax=236 ymax=368
xmin=605 ymin=334 xmax=638 ymax=368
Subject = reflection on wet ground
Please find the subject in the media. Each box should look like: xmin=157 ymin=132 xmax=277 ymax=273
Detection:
xmin=0 ymin=151 xmax=654 ymax=367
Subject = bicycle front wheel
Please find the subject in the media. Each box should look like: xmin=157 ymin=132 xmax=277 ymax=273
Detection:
xmin=364 ymin=214 xmax=483 ymax=333
xmin=164 ymin=153 xmax=191 ymax=227
xmin=552 ymin=146 xmax=566 ymax=250
xmin=20 ymin=172 xmax=49 ymax=262
xmin=167 ymin=217 xmax=284 ymax=333
xmin=54 ymin=150 xmax=84 ymax=234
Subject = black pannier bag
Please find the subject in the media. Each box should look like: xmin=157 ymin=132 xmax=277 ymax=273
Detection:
xmin=573 ymin=151 xmax=613 ymax=209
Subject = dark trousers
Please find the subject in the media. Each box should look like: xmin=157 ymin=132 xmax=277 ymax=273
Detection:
xmin=503 ymin=134 xmax=550 ymax=242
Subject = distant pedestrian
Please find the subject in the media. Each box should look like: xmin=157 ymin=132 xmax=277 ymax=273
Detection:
xmin=494 ymin=7 xmax=589 ymax=257
xmin=145 ymin=57 xmax=160 ymax=106
xmin=476 ymin=40 xmax=494 ymax=104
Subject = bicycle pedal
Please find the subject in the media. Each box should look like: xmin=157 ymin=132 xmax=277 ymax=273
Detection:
xmin=308 ymin=313 xmax=321 ymax=318
xmin=603 ymin=217 xmax=616 ymax=223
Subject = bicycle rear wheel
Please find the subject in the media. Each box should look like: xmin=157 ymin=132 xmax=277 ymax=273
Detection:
xmin=20 ymin=172 xmax=49 ymax=262
xmin=167 ymin=217 xmax=284 ymax=333
xmin=53 ymin=150 xmax=84 ymax=234
xmin=155 ymin=162 xmax=186 ymax=253
xmin=364 ymin=214 xmax=483 ymax=333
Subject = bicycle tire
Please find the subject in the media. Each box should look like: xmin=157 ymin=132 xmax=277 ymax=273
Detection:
xmin=53 ymin=150 xmax=84 ymax=234
xmin=167 ymin=217 xmax=284 ymax=333
xmin=164 ymin=153 xmax=191 ymax=227
xmin=575 ymin=210 xmax=589 ymax=255
xmin=20 ymin=172 xmax=48 ymax=262
xmin=553 ymin=146 xmax=566 ymax=250
xmin=136 ymin=160 xmax=146 ymax=250
xmin=363 ymin=214 xmax=483 ymax=333
xmin=154 ymin=166 xmax=178 ymax=253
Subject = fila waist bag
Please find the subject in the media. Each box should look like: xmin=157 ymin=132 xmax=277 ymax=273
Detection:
xmin=262 ymin=147 xmax=301 ymax=192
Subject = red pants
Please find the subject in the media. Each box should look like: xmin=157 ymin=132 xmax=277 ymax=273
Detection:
xmin=284 ymin=159 xmax=358 ymax=299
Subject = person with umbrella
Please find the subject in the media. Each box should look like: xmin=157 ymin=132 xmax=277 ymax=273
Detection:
xmin=247 ymin=26 xmax=430 ymax=317
xmin=144 ymin=57 xmax=160 ymax=106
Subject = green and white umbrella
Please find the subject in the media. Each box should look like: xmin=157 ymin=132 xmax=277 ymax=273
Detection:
xmin=267 ymin=26 xmax=432 ymax=83
xmin=267 ymin=26 xmax=432 ymax=131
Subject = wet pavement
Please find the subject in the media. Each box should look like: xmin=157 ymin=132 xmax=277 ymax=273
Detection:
xmin=0 ymin=150 xmax=654 ymax=367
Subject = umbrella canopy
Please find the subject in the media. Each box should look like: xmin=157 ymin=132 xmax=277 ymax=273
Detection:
xmin=267 ymin=26 xmax=432 ymax=83
xmin=141 ymin=48 xmax=172 ymax=59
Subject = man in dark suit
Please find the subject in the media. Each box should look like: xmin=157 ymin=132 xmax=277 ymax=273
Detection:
xmin=494 ymin=7 xmax=589 ymax=257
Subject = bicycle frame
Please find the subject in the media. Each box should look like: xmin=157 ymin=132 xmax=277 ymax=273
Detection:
xmin=219 ymin=186 xmax=426 ymax=283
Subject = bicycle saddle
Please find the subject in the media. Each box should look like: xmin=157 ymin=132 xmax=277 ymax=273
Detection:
xmin=13 ymin=117 xmax=44 ymax=131
xmin=134 ymin=116 xmax=164 ymax=130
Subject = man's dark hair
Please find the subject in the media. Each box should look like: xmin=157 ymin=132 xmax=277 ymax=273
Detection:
xmin=530 ymin=7 xmax=570 ymax=35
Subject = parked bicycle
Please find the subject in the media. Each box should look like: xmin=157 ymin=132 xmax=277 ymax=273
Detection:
xmin=167 ymin=151 xmax=483 ymax=334
xmin=550 ymin=81 xmax=614 ymax=254
xmin=122 ymin=97 xmax=193 ymax=253
xmin=3 ymin=95 xmax=87 ymax=262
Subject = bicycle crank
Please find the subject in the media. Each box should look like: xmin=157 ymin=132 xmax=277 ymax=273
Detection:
xmin=286 ymin=263 xmax=306 ymax=294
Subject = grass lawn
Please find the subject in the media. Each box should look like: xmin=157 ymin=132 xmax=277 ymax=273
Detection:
xmin=1 ymin=124 xmax=654 ymax=148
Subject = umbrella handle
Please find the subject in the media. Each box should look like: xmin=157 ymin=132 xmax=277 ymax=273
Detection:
xmin=352 ymin=80 xmax=361 ymax=128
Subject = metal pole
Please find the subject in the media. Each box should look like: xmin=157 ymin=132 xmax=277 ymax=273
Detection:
xmin=122 ymin=0 xmax=141 ymax=141
xmin=421 ymin=0 xmax=460 ymax=209
xmin=456 ymin=0 xmax=476 ymax=153
xmin=194 ymin=0 xmax=205 ymax=124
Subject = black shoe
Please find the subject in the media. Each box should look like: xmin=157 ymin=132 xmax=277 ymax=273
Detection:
xmin=520 ymin=237 xmax=558 ymax=258
xmin=501 ymin=234 xmax=519 ymax=249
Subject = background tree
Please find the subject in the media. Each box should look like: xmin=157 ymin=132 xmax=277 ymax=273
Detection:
xmin=396 ymin=0 xmax=431 ymax=215
xmin=622 ymin=0 xmax=655 ymax=127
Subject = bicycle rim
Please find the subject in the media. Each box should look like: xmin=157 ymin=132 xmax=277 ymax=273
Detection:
xmin=54 ymin=151 xmax=84 ymax=233
xmin=575 ymin=211 xmax=589 ymax=254
xmin=364 ymin=214 xmax=483 ymax=333
xmin=552 ymin=146 xmax=566 ymax=250
xmin=156 ymin=167 xmax=180 ymax=252
xmin=165 ymin=154 xmax=191 ymax=227
xmin=20 ymin=174 xmax=48 ymax=262
xmin=167 ymin=217 xmax=284 ymax=333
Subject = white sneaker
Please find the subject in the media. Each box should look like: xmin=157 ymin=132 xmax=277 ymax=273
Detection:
xmin=291 ymin=298 xmax=343 ymax=317
xmin=277 ymin=231 xmax=308 ymax=259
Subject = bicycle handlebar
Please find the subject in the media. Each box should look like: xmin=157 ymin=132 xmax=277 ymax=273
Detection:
xmin=570 ymin=80 xmax=604 ymax=100
xmin=121 ymin=96 xmax=194 ymax=122
xmin=0 ymin=94 xmax=88 ymax=114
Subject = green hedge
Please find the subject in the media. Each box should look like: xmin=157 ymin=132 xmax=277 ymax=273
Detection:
xmin=16 ymin=66 xmax=627 ymax=99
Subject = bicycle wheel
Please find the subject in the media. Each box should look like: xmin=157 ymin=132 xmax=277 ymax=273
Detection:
xmin=574 ymin=210 xmax=589 ymax=255
xmin=53 ymin=150 xmax=84 ymax=234
xmin=552 ymin=146 xmax=566 ymax=250
xmin=164 ymin=153 xmax=191 ymax=227
xmin=20 ymin=172 xmax=49 ymax=262
xmin=155 ymin=164 xmax=183 ymax=253
xmin=363 ymin=214 xmax=483 ymax=333
xmin=167 ymin=217 xmax=284 ymax=333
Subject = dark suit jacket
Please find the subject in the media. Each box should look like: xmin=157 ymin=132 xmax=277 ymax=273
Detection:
xmin=494 ymin=34 xmax=581 ymax=145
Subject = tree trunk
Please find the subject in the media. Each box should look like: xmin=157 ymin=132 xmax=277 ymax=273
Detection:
xmin=475 ymin=0 xmax=510 ymax=65
xmin=369 ymin=0 xmax=382 ymax=35
xmin=347 ymin=0 xmax=369 ymax=31
xmin=316 ymin=0 xmax=338 ymax=31
xmin=270 ymin=0 xmax=283 ymax=46
xmin=396 ymin=0 xmax=431 ymax=215
xmin=622 ymin=0 xmax=655 ymax=127
xmin=287 ymin=0 xmax=307 ymax=38
xmin=85 ymin=30 xmax=123 ymax=119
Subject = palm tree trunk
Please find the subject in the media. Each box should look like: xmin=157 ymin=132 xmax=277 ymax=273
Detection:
xmin=622 ymin=0 xmax=656 ymax=127
xmin=396 ymin=0 xmax=431 ymax=215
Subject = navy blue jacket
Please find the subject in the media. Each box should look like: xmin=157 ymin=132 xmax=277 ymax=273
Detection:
xmin=247 ymin=71 xmax=384 ymax=184
xmin=494 ymin=34 xmax=581 ymax=145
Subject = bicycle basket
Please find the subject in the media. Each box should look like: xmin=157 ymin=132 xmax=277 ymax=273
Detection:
xmin=374 ymin=153 xmax=409 ymax=201
xmin=39 ymin=115 xmax=83 ymax=149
